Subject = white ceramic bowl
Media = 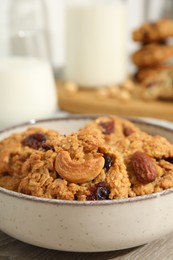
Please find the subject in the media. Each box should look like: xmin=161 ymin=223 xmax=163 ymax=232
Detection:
xmin=0 ymin=116 xmax=173 ymax=252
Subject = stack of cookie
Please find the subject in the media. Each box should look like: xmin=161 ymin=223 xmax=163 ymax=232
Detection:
xmin=132 ymin=18 xmax=173 ymax=100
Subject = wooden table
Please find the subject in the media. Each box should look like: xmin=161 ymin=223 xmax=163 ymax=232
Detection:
xmin=57 ymin=83 xmax=173 ymax=122
xmin=0 ymin=230 xmax=173 ymax=260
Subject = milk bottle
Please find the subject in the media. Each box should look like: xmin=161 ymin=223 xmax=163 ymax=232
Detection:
xmin=65 ymin=0 xmax=128 ymax=87
xmin=0 ymin=57 xmax=57 ymax=128
xmin=0 ymin=0 xmax=57 ymax=128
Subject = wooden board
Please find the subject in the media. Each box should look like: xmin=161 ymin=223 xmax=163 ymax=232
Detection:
xmin=57 ymin=82 xmax=173 ymax=121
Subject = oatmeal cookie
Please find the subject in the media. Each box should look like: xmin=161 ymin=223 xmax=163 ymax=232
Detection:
xmin=116 ymin=131 xmax=173 ymax=196
xmin=0 ymin=116 xmax=173 ymax=201
xmin=133 ymin=18 xmax=173 ymax=44
xmin=135 ymin=65 xmax=173 ymax=82
xmin=0 ymin=122 xmax=132 ymax=200
xmin=0 ymin=127 xmax=59 ymax=176
xmin=126 ymin=157 xmax=173 ymax=196
xmin=79 ymin=115 xmax=140 ymax=146
xmin=132 ymin=44 xmax=173 ymax=68
xmin=115 ymin=131 xmax=173 ymax=159
xmin=140 ymin=70 xmax=173 ymax=100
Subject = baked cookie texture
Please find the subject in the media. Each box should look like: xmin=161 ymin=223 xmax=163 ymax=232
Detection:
xmin=139 ymin=70 xmax=173 ymax=100
xmin=0 ymin=116 xmax=173 ymax=201
xmin=135 ymin=65 xmax=173 ymax=82
xmin=132 ymin=18 xmax=173 ymax=92
xmin=132 ymin=44 xmax=173 ymax=68
xmin=133 ymin=18 xmax=173 ymax=44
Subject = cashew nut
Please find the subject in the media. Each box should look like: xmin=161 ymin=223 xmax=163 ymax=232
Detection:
xmin=55 ymin=151 xmax=104 ymax=184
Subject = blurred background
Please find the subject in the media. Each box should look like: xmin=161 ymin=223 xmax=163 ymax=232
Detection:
xmin=0 ymin=0 xmax=173 ymax=128
xmin=0 ymin=0 xmax=170 ymax=73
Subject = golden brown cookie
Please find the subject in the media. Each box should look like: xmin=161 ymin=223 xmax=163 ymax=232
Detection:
xmin=140 ymin=70 xmax=173 ymax=100
xmin=79 ymin=115 xmax=140 ymax=145
xmin=132 ymin=44 xmax=173 ymax=68
xmin=135 ymin=65 xmax=173 ymax=82
xmin=133 ymin=18 xmax=173 ymax=44
xmin=0 ymin=121 xmax=132 ymax=200
xmin=1 ymin=116 xmax=173 ymax=200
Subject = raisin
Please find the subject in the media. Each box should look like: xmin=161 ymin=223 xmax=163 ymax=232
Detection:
xmin=22 ymin=133 xmax=46 ymax=150
xmin=86 ymin=182 xmax=110 ymax=201
xmin=74 ymin=194 xmax=78 ymax=200
xmin=41 ymin=143 xmax=54 ymax=151
xmin=95 ymin=187 xmax=109 ymax=200
xmin=99 ymin=120 xmax=115 ymax=135
xmin=104 ymin=155 xmax=112 ymax=172
xmin=123 ymin=126 xmax=134 ymax=137
xmin=166 ymin=157 xmax=173 ymax=164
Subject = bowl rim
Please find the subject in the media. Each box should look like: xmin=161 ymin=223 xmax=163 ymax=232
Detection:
xmin=1 ymin=185 xmax=173 ymax=206
xmin=0 ymin=115 xmax=173 ymax=207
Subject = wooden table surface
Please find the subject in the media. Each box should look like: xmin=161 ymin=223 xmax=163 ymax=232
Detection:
xmin=0 ymin=230 xmax=173 ymax=260
xmin=57 ymin=82 xmax=173 ymax=122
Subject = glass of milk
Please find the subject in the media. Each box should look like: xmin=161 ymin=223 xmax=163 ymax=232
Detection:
xmin=64 ymin=0 xmax=128 ymax=87
xmin=0 ymin=0 xmax=57 ymax=128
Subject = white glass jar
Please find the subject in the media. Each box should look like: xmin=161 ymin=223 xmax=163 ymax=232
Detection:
xmin=64 ymin=0 xmax=128 ymax=87
xmin=0 ymin=0 xmax=57 ymax=128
